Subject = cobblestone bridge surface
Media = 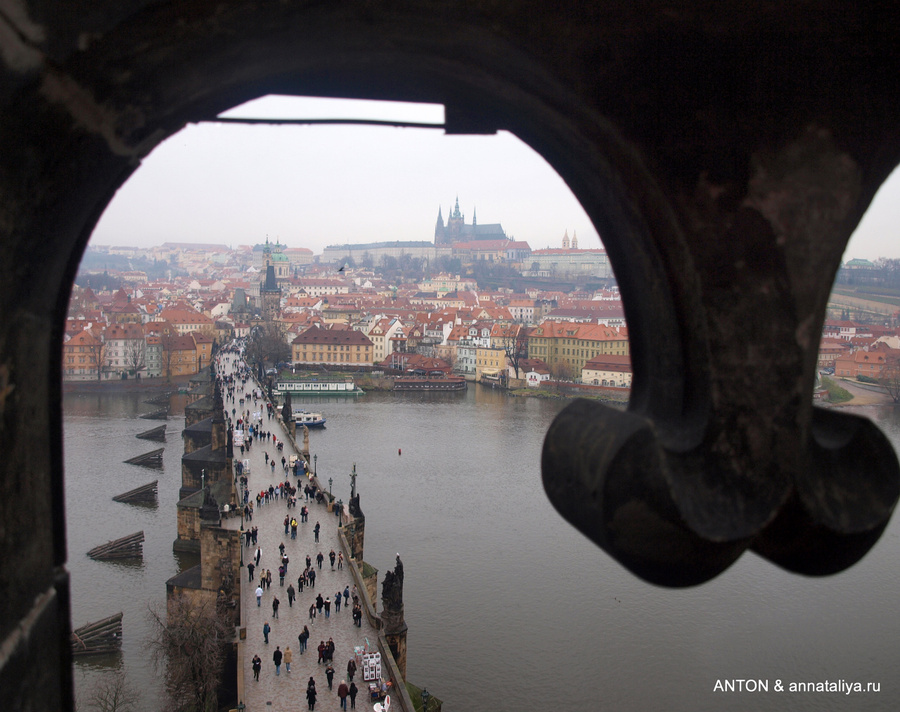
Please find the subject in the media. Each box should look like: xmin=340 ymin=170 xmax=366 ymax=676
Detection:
xmin=220 ymin=356 xmax=382 ymax=712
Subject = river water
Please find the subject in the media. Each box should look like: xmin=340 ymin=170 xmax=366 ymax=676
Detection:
xmin=64 ymin=388 xmax=900 ymax=711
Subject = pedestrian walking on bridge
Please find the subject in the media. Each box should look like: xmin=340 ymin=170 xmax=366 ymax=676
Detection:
xmin=273 ymin=646 xmax=282 ymax=676
xmin=299 ymin=625 xmax=309 ymax=653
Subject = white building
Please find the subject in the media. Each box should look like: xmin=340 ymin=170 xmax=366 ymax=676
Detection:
xmin=581 ymin=353 xmax=632 ymax=387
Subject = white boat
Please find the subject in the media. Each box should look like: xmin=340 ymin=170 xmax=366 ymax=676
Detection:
xmin=294 ymin=410 xmax=326 ymax=428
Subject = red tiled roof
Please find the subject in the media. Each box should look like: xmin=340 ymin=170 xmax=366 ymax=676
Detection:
xmin=292 ymin=325 xmax=373 ymax=346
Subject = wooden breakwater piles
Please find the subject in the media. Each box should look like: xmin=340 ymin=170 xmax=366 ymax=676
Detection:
xmin=140 ymin=408 xmax=168 ymax=420
xmin=145 ymin=392 xmax=173 ymax=406
xmin=136 ymin=424 xmax=166 ymax=441
xmin=124 ymin=448 xmax=164 ymax=468
xmin=112 ymin=480 xmax=158 ymax=504
xmin=71 ymin=612 xmax=123 ymax=656
xmin=87 ymin=531 xmax=144 ymax=560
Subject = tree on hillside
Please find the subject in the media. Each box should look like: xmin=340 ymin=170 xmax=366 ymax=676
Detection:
xmin=146 ymin=596 xmax=231 ymax=712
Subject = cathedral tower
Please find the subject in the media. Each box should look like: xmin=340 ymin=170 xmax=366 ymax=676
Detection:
xmin=434 ymin=206 xmax=446 ymax=244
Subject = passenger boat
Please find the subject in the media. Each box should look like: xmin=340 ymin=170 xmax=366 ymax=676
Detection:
xmin=294 ymin=410 xmax=326 ymax=427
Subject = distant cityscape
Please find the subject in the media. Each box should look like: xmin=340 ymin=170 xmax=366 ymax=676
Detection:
xmin=67 ymin=204 xmax=900 ymax=399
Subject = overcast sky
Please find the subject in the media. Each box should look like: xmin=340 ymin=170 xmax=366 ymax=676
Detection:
xmin=90 ymin=95 xmax=899 ymax=261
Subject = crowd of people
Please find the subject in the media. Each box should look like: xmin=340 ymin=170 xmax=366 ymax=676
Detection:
xmin=215 ymin=348 xmax=372 ymax=710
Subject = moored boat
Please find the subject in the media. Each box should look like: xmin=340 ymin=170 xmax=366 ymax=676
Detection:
xmin=294 ymin=410 xmax=327 ymax=427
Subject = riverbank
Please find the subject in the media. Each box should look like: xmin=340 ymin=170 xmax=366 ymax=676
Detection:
xmin=63 ymin=376 xmax=193 ymax=394
xmin=830 ymin=378 xmax=897 ymax=407
xmin=509 ymin=382 xmax=630 ymax=406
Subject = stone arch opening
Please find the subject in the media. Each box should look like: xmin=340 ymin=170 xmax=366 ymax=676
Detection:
xmin=5 ymin=6 xmax=900 ymax=710
xmin=33 ymin=18 xmax=678 ymax=712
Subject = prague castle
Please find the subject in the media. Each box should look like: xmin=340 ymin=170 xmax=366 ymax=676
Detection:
xmin=434 ymin=196 xmax=507 ymax=245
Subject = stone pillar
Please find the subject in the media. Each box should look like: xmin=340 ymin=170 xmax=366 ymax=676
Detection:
xmin=380 ymin=556 xmax=408 ymax=680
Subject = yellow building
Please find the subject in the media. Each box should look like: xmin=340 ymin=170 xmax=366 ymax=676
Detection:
xmin=291 ymin=325 xmax=373 ymax=367
xmin=528 ymin=321 xmax=629 ymax=378
xmin=166 ymin=335 xmax=199 ymax=377
xmin=192 ymin=332 xmax=214 ymax=372
xmin=475 ymin=346 xmax=506 ymax=382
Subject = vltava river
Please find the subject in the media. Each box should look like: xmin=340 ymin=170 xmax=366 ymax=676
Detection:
xmin=65 ymin=387 xmax=900 ymax=711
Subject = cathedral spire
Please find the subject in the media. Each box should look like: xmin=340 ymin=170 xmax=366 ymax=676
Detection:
xmin=473 ymin=206 xmax=477 ymax=226
xmin=562 ymin=229 xmax=570 ymax=249
xmin=434 ymin=206 xmax=446 ymax=243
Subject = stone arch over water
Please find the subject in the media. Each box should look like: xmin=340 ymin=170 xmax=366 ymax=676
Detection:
xmin=3 ymin=4 xmax=900 ymax=709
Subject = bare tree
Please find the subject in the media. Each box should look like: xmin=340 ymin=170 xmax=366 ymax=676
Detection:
xmin=550 ymin=359 xmax=572 ymax=392
xmin=879 ymin=355 xmax=900 ymax=403
xmin=501 ymin=326 xmax=528 ymax=379
xmin=123 ymin=338 xmax=146 ymax=376
xmin=84 ymin=340 xmax=108 ymax=381
xmin=245 ymin=320 xmax=290 ymax=368
xmin=146 ymin=595 xmax=231 ymax=712
xmin=86 ymin=671 xmax=139 ymax=712
xmin=157 ymin=332 xmax=176 ymax=381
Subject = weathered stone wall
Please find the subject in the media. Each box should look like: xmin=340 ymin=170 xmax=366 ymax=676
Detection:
xmin=363 ymin=567 xmax=378 ymax=614
xmin=175 ymin=506 xmax=201 ymax=551
xmin=344 ymin=516 xmax=366 ymax=563
xmin=167 ymin=581 xmax=217 ymax=615
xmin=200 ymin=525 xmax=241 ymax=616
